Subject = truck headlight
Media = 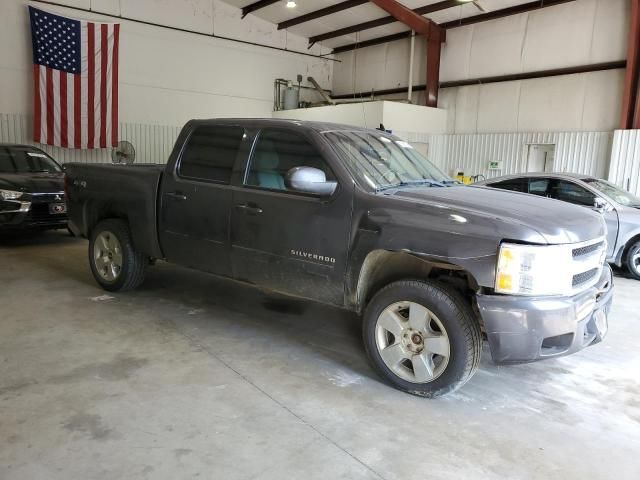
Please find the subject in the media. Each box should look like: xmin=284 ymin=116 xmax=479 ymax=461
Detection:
xmin=0 ymin=189 xmax=23 ymax=200
xmin=496 ymin=243 xmax=573 ymax=296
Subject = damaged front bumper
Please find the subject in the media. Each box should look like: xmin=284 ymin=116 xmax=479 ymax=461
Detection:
xmin=476 ymin=265 xmax=613 ymax=363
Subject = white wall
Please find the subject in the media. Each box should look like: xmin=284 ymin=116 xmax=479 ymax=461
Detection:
xmin=0 ymin=0 xmax=334 ymax=128
xmin=272 ymin=101 xmax=448 ymax=136
xmin=332 ymin=0 xmax=629 ymax=134
xmin=427 ymin=131 xmax=612 ymax=180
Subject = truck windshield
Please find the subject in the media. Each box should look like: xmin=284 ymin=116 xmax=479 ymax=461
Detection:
xmin=0 ymin=147 xmax=62 ymax=174
xmin=324 ymin=131 xmax=455 ymax=191
xmin=583 ymin=178 xmax=640 ymax=207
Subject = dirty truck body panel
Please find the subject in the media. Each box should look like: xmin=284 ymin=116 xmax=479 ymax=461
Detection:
xmin=65 ymin=119 xmax=612 ymax=367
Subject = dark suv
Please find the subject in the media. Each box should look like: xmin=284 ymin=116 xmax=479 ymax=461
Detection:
xmin=0 ymin=144 xmax=67 ymax=232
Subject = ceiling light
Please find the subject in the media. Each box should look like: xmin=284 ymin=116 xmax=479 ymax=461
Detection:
xmin=286 ymin=0 xmax=297 ymax=7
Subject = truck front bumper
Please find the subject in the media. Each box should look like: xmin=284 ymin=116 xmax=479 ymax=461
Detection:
xmin=476 ymin=266 xmax=614 ymax=364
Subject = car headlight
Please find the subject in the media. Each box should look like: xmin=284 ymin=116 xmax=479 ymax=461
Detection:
xmin=496 ymin=242 xmax=574 ymax=296
xmin=0 ymin=189 xmax=23 ymax=200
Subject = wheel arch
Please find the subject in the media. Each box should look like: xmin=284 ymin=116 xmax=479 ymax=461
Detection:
xmin=352 ymin=249 xmax=480 ymax=313
xmin=621 ymin=233 xmax=640 ymax=265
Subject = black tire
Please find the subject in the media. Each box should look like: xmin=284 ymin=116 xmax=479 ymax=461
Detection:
xmin=88 ymin=219 xmax=146 ymax=292
xmin=624 ymin=240 xmax=640 ymax=280
xmin=363 ymin=279 xmax=482 ymax=398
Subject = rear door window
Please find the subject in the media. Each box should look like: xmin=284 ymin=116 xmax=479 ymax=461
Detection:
xmin=490 ymin=178 xmax=527 ymax=193
xmin=528 ymin=178 xmax=550 ymax=196
xmin=179 ymin=125 xmax=245 ymax=184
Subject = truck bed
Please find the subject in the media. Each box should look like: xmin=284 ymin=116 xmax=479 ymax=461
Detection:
xmin=65 ymin=163 xmax=165 ymax=258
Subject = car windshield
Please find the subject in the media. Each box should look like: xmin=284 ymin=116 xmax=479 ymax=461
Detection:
xmin=0 ymin=147 xmax=62 ymax=174
xmin=323 ymin=131 xmax=455 ymax=191
xmin=583 ymin=178 xmax=640 ymax=207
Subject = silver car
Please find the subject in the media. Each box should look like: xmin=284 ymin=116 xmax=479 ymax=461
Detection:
xmin=476 ymin=172 xmax=640 ymax=279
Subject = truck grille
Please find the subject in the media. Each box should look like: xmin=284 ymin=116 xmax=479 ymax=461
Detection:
xmin=572 ymin=241 xmax=604 ymax=258
xmin=569 ymin=238 xmax=606 ymax=294
xmin=572 ymin=268 xmax=599 ymax=287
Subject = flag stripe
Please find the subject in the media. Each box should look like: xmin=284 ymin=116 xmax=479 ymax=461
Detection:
xmin=60 ymin=72 xmax=68 ymax=148
xmin=46 ymin=68 xmax=54 ymax=145
xmin=74 ymin=73 xmax=81 ymax=148
xmin=39 ymin=67 xmax=47 ymax=143
xmin=111 ymin=24 xmax=119 ymax=147
xmin=80 ymin=20 xmax=88 ymax=149
xmin=87 ymin=22 xmax=95 ymax=149
xmin=100 ymin=24 xmax=108 ymax=148
xmin=33 ymin=65 xmax=41 ymax=143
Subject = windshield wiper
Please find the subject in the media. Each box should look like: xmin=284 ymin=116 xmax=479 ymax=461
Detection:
xmin=376 ymin=179 xmax=446 ymax=192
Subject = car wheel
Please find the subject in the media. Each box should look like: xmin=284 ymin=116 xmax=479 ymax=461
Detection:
xmin=89 ymin=219 xmax=146 ymax=291
xmin=624 ymin=240 xmax=640 ymax=280
xmin=363 ymin=280 xmax=482 ymax=398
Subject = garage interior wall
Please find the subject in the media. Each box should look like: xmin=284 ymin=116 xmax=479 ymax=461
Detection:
xmin=332 ymin=0 xmax=629 ymax=180
xmin=0 ymin=0 xmax=333 ymax=162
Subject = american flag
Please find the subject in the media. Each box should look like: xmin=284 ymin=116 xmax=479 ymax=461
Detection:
xmin=28 ymin=6 xmax=120 ymax=149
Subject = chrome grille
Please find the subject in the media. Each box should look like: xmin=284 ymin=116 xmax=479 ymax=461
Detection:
xmin=569 ymin=237 xmax=606 ymax=294
xmin=572 ymin=268 xmax=599 ymax=287
xmin=572 ymin=241 xmax=604 ymax=258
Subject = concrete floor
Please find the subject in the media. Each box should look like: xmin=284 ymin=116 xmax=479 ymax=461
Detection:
xmin=1 ymin=231 xmax=639 ymax=480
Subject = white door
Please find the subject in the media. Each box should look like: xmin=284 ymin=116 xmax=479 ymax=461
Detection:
xmin=527 ymin=144 xmax=555 ymax=172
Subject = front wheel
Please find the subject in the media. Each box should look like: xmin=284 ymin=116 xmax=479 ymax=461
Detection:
xmin=89 ymin=219 xmax=146 ymax=291
xmin=624 ymin=240 xmax=640 ymax=280
xmin=363 ymin=280 xmax=482 ymax=398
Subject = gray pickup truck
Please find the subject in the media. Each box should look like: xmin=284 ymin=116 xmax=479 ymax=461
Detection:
xmin=65 ymin=119 xmax=613 ymax=397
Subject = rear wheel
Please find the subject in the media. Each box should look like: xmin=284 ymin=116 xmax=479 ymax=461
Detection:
xmin=624 ymin=240 xmax=640 ymax=280
xmin=89 ymin=219 xmax=146 ymax=291
xmin=363 ymin=280 xmax=482 ymax=398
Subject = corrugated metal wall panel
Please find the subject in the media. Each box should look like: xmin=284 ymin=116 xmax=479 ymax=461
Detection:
xmin=422 ymin=131 xmax=611 ymax=179
xmin=0 ymin=113 xmax=180 ymax=165
xmin=609 ymin=130 xmax=640 ymax=196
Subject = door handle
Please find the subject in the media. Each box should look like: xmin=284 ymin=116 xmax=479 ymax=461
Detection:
xmin=166 ymin=192 xmax=187 ymax=201
xmin=235 ymin=203 xmax=263 ymax=214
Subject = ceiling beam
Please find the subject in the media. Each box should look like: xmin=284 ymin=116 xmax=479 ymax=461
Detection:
xmin=241 ymin=0 xmax=280 ymax=19
xmin=308 ymin=0 xmax=459 ymax=45
xmin=367 ymin=0 xmax=435 ymax=36
xmin=278 ymin=0 xmax=368 ymax=30
xmin=332 ymin=0 xmax=575 ymax=53
xmin=330 ymin=61 xmax=626 ymax=99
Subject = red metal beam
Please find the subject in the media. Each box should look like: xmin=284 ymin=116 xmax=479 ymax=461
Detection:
xmin=364 ymin=0 xmax=444 ymax=107
xmin=623 ymin=0 xmax=640 ymax=129
xmin=367 ymin=0 xmax=434 ymax=36
xmin=425 ymin=30 xmax=443 ymax=107
xmin=307 ymin=0 xmax=459 ymax=44
xmin=278 ymin=0 xmax=368 ymax=30
xmin=332 ymin=0 xmax=575 ymax=54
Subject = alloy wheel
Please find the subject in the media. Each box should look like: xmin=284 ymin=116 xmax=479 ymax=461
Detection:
xmin=93 ymin=231 xmax=123 ymax=282
xmin=374 ymin=301 xmax=450 ymax=383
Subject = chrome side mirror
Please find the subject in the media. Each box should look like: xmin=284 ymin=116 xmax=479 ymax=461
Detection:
xmin=285 ymin=167 xmax=337 ymax=196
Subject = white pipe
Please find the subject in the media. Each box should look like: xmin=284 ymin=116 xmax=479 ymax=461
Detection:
xmin=408 ymin=30 xmax=415 ymax=103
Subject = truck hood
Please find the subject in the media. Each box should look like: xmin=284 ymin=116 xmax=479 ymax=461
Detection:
xmin=386 ymin=185 xmax=605 ymax=244
xmin=0 ymin=172 xmax=64 ymax=193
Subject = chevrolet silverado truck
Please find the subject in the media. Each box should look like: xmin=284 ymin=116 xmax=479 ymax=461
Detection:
xmin=65 ymin=119 xmax=613 ymax=397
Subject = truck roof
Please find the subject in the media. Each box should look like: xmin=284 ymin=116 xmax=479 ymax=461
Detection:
xmin=185 ymin=118 xmax=380 ymax=134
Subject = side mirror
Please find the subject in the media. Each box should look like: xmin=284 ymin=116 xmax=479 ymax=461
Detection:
xmin=285 ymin=167 xmax=337 ymax=196
xmin=593 ymin=197 xmax=609 ymax=214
